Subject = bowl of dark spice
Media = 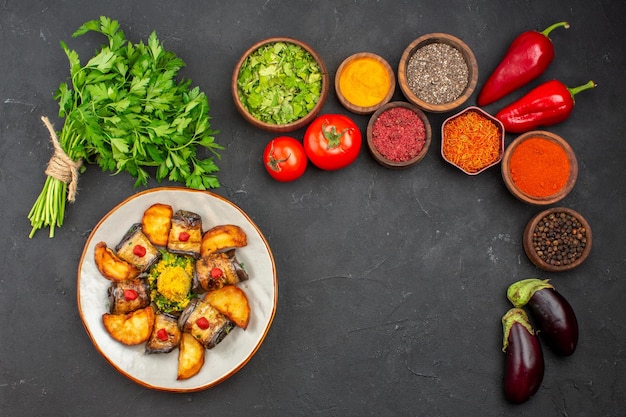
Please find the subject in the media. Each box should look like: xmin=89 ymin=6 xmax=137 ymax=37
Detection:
xmin=366 ymin=101 xmax=431 ymax=169
xmin=441 ymin=106 xmax=504 ymax=175
xmin=501 ymin=130 xmax=578 ymax=205
xmin=398 ymin=33 xmax=478 ymax=113
xmin=523 ymin=207 xmax=592 ymax=272
xmin=232 ymin=37 xmax=329 ymax=132
xmin=335 ymin=52 xmax=395 ymax=115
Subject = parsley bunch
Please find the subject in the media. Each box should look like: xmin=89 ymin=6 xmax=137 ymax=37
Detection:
xmin=28 ymin=17 xmax=221 ymax=238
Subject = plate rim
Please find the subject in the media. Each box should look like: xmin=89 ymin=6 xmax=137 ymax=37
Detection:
xmin=76 ymin=186 xmax=278 ymax=392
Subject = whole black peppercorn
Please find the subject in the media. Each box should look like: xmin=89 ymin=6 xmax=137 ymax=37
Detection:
xmin=531 ymin=211 xmax=588 ymax=266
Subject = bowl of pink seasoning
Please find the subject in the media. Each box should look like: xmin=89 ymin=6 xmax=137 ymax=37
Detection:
xmin=366 ymin=101 xmax=432 ymax=169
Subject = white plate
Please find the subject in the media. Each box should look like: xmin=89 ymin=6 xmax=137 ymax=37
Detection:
xmin=77 ymin=187 xmax=277 ymax=392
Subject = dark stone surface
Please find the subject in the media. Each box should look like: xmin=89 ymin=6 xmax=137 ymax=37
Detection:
xmin=1 ymin=1 xmax=625 ymax=415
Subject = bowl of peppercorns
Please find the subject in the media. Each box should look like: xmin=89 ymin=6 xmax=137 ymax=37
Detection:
xmin=523 ymin=207 xmax=592 ymax=272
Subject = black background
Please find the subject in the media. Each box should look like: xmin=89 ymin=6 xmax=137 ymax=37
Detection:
xmin=1 ymin=1 xmax=625 ymax=416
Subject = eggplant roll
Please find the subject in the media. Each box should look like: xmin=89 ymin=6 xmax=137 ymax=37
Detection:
xmin=194 ymin=249 xmax=249 ymax=293
xmin=178 ymin=297 xmax=234 ymax=349
xmin=107 ymin=278 xmax=151 ymax=314
xmin=115 ymin=223 xmax=161 ymax=272
xmin=167 ymin=210 xmax=203 ymax=258
xmin=145 ymin=312 xmax=182 ymax=354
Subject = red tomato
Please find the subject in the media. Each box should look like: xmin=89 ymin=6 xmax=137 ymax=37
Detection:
xmin=303 ymin=114 xmax=362 ymax=170
xmin=263 ymin=136 xmax=308 ymax=182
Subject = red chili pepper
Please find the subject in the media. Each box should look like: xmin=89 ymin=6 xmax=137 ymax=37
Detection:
xmin=156 ymin=328 xmax=169 ymax=341
xmin=123 ymin=289 xmax=138 ymax=301
xmin=495 ymin=80 xmax=596 ymax=133
xmin=132 ymin=244 xmax=146 ymax=257
xmin=478 ymin=22 xmax=570 ymax=107
xmin=178 ymin=232 xmax=190 ymax=242
xmin=196 ymin=317 xmax=210 ymax=330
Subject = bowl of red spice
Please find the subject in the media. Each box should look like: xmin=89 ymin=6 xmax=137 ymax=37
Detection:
xmin=335 ymin=52 xmax=395 ymax=115
xmin=366 ymin=101 xmax=431 ymax=169
xmin=232 ymin=37 xmax=330 ymax=133
xmin=397 ymin=33 xmax=478 ymax=113
xmin=441 ymin=106 xmax=505 ymax=175
xmin=523 ymin=207 xmax=592 ymax=272
xmin=501 ymin=130 xmax=578 ymax=205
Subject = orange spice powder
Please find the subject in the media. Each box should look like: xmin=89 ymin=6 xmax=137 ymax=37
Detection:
xmin=442 ymin=110 xmax=502 ymax=173
xmin=509 ymin=137 xmax=570 ymax=198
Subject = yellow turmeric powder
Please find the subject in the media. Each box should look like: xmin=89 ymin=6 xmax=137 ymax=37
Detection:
xmin=339 ymin=56 xmax=391 ymax=107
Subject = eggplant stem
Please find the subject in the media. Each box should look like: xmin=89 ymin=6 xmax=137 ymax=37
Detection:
xmin=501 ymin=308 xmax=534 ymax=352
xmin=507 ymin=278 xmax=554 ymax=307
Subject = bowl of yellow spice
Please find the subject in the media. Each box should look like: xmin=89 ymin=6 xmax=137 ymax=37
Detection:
xmin=335 ymin=52 xmax=395 ymax=115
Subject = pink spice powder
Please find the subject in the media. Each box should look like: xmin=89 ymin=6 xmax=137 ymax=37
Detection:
xmin=372 ymin=107 xmax=426 ymax=162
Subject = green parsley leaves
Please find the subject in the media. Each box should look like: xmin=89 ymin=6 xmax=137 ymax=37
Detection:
xmin=236 ymin=41 xmax=323 ymax=125
xmin=28 ymin=16 xmax=221 ymax=237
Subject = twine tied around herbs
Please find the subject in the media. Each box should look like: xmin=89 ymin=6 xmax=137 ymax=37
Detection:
xmin=41 ymin=116 xmax=82 ymax=202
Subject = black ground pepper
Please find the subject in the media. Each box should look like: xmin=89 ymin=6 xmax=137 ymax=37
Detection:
xmin=406 ymin=42 xmax=468 ymax=104
xmin=531 ymin=211 xmax=588 ymax=267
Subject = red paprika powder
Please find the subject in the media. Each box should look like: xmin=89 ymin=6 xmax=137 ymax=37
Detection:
xmin=509 ymin=137 xmax=570 ymax=197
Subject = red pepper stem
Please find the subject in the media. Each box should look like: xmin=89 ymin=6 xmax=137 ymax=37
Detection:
xmin=541 ymin=21 xmax=570 ymax=37
xmin=568 ymin=80 xmax=597 ymax=98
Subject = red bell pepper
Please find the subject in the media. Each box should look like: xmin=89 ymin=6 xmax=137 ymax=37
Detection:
xmin=477 ymin=21 xmax=570 ymax=107
xmin=495 ymin=80 xmax=596 ymax=133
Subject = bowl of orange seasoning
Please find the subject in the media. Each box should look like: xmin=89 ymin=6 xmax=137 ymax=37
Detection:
xmin=335 ymin=52 xmax=395 ymax=115
xmin=441 ymin=106 xmax=505 ymax=175
xmin=501 ymin=130 xmax=578 ymax=205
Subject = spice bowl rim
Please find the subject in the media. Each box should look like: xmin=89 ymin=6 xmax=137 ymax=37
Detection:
xmin=397 ymin=32 xmax=478 ymax=113
xmin=523 ymin=206 xmax=592 ymax=272
xmin=366 ymin=101 xmax=432 ymax=169
xmin=335 ymin=52 xmax=396 ymax=115
xmin=231 ymin=36 xmax=330 ymax=133
xmin=501 ymin=130 xmax=578 ymax=206
xmin=440 ymin=106 xmax=505 ymax=175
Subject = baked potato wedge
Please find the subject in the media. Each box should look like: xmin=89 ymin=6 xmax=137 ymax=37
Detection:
xmin=177 ymin=332 xmax=205 ymax=380
xmin=200 ymin=224 xmax=248 ymax=257
xmin=205 ymin=285 xmax=250 ymax=330
xmin=102 ymin=306 xmax=155 ymax=346
xmin=142 ymin=203 xmax=173 ymax=247
xmin=94 ymin=242 xmax=141 ymax=282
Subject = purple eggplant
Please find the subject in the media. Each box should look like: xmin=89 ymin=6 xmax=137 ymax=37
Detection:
xmin=502 ymin=308 xmax=544 ymax=404
xmin=507 ymin=278 xmax=578 ymax=356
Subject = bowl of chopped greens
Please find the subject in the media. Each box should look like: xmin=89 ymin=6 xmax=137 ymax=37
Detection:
xmin=232 ymin=37 xmax=329 ymax=132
